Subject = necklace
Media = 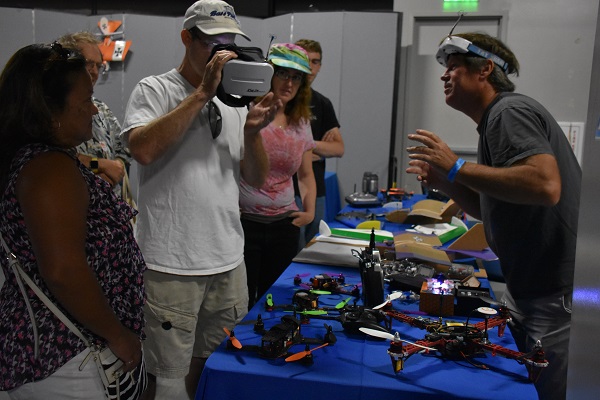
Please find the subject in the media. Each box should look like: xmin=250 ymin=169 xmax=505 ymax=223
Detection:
xmin=275 ymin=113 xmax=288 ymax=130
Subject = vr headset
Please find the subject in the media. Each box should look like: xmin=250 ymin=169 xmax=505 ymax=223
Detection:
xmin=435 ymin=36 xmax=509 ymax=72
xmin=210 ymin=44 xmax=274 ymax=107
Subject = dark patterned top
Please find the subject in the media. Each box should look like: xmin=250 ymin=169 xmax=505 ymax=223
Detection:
xmin=0 ymin=143 xmax=145 ymax=390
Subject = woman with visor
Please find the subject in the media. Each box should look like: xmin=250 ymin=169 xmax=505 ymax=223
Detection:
xmin=240 ymin=43 xmax=316 ymax=309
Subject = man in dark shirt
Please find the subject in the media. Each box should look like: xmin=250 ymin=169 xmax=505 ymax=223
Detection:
xmin=406 ymin=32 xmax=581 ymax=400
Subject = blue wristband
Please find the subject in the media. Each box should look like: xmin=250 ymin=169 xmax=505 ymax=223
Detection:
xmin=447 ymin=158 xmax=466 ymax=183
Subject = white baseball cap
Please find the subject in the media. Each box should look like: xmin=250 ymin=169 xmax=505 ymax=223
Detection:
xmin=183 ymin=0 xmax=250 ymax=41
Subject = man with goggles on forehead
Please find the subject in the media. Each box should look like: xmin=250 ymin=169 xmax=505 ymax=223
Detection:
xmin=407 ymin=32 xmax=580 ymax=400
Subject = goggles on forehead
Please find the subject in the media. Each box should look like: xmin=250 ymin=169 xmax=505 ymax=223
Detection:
xmin=435 ymin=35 xmax=509 ymax=72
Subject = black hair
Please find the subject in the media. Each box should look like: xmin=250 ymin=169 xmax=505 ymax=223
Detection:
xmin=455 ymin=32 xmax=520 ymax=93
xmin=0 ymin=43 xmax=86 ymax=188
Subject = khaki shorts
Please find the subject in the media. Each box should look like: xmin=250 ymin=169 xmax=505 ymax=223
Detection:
xmin=142 ymin=262 xmax=249 ymax=378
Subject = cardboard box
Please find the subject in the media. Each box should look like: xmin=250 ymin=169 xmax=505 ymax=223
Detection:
xmin=419 ymin=281 xmax=454 ymax=316
xmin=413 ymin=216 xmax=468 ymax=244
xmin=443 ymin=222 xmax=498 ymax=262
xmin=402 ymin=199 xmax=461 ymax=225
xmin=394 ymin=231 xmax=452 ymax=268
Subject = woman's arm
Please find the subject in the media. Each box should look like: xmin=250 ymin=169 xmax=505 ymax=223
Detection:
xmin=292 ymin=150 xmax=316 ymax=227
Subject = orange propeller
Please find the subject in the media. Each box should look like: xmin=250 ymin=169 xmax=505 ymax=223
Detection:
xmin=223 ymin=327 xmax=242 ymax=349
xmin=285 ymin=343 xmax=329 ymax=362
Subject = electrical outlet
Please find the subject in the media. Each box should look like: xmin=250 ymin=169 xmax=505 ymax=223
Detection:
xmin=558 ymin=121 xmax=585 ymax=165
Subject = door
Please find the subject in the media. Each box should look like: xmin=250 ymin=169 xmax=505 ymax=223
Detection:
xmin=397 ymin=16 xmax=505 ymax=193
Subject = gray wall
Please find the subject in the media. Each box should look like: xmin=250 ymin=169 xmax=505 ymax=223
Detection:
xmin=392 ymin=0 xmax=599 ymax=193
xmin=0 ymin=2 xmax=597 ymax=199
xmin=0 ymin=8 xmax=400 ymax=206
xmin=2 ymin=3 xmax=600 ymax=397
xmin=387 ymin=1 xmax=600 ymax=397
xmin=567 ymin=3 xmax=600 ymax=398
xmin=239 ymin=11 xmax=401 ymax=198
xmin=0 ymin=8 xmax=185 ymax=121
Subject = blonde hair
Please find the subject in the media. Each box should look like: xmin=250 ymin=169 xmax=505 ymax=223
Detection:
xmin=57 ymin=31 xmax=100 ymax=51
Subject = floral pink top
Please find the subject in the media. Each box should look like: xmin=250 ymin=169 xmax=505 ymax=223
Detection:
xmin=0 ymin=143 xmax=145 ymax=390
xmin=239 ymin=119 xmax=315 ymax=216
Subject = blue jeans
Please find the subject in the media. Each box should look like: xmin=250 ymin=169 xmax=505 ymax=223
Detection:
xmin=503 ymin=290 xmax=572 ymax=400
xmin=296 ymin=195 xmax=325 ymax=251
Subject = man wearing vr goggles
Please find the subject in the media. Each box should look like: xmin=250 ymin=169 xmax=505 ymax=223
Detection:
xmin=120 ymin=1 xmax=280 ymax=398
xmin=407 ymin=32 xmax=580 ymax=400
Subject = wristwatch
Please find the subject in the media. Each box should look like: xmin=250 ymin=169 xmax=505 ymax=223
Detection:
xmin=90 ymin=158 xmax=99 ymax=174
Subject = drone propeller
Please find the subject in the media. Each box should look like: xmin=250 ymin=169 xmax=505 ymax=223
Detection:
xmin=223 ymin=327 xmax=242 ymax=349
xmin=373 ymin=291 xmax=405 ymax=310
xmin=479 ymin=296 xmax=523 ymax=315
xmin=298 ymin=283 xmax=331 ymax=295
xmin=477 ymin=306 xmax=498 ymax=316
xmin=479 ymin=296 xmax=503 ymax=307
xmin=359 ymin=328 xmax=436 ymax=351
xmin=324 ymin=324 xmax=337 ymax=344
xmin=285 ymin=309 xmax=328 ymax=316
xmin=285 ymin=343 xmax=329 ymax=362
xmin=335 ymin=297 xmax=353 ymax=309
xmin=292 ymin=273 xmax=311 ymax=278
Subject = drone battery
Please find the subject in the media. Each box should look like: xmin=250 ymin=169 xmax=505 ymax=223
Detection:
xmin=387 ymin=273 xmax=428 ymax=292
xmin=419 ymin=282 xmax=454 ymax=316
xmin=454 ymin=286 xmax=491 ymax=316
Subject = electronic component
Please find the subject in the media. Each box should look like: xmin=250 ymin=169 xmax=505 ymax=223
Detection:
xmin=345 ymin=192 xmax=382 ymax=207
xmin=454 ymin=286 xmax=491 ymax=316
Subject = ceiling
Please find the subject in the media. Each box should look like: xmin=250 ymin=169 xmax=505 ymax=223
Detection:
xmin=0 ymin=0 xmax=393 ymax=18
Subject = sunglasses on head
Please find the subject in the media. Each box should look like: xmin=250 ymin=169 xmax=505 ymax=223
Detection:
xmin=44 ymin=42 xmax=81 ymax=71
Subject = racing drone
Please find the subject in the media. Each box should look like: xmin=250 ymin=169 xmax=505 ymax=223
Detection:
xmin=263 ymin=290 xmax=352 ymax=317
xmin=264 ymin=291 xmax=391 ymax=334
xmin=223 ymin=314 xmax=336 ymax=364
xmin=294 ymin=272 xmax=361 ymax=297
xmin=362 ymin=296 xmax=548 ymax=382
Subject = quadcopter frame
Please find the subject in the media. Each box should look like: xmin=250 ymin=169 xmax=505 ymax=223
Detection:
xmin=380 ymin=306 xmax=548 ymax=381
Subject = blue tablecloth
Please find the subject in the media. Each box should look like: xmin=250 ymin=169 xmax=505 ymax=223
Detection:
xmin=196 ymin=262 xmax=537 ymax=400
xmin=324 ymin=171 xmax=341 ymax=222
